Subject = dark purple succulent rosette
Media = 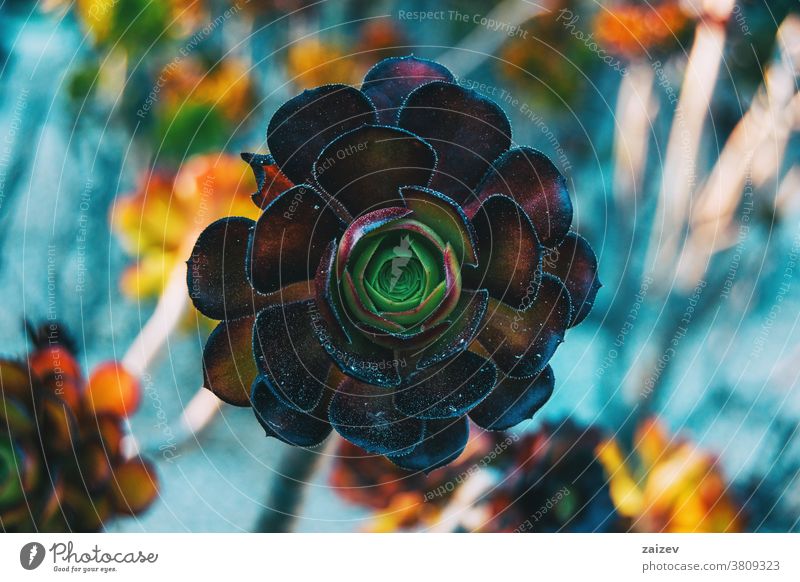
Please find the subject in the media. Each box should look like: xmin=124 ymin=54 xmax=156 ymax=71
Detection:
xmin=186 ymin=56 xmax=601 ymax=473
xmin=483 ymin=422 xmax=618 ymax=533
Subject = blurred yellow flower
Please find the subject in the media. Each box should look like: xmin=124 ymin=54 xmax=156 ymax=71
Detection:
xmin=287 ymin=38 xmax=357 ymax=89
xmin=43 ymin=0 xmax=207 ymax=46
xmin=238 ymin=0 xmax=317 ymax=17
xmin=596 ymin=418 xmax=744 ymax=532
xmin=369 ymin=492 xmax=443 ymax=533
xmin=113 ymin=154 xmax=260 ymax=300
xmin=287 ymin=22 xmax=407 ymax=89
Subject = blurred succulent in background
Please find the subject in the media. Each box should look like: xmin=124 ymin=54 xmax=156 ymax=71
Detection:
xmin=596 ymin=418 xmax=745 ymax=532
xmin=475 ymin=422 xmax=618 ymax=532
xmin=238 ymin=0 xmax=319 ymax=19
xmin=113 ymin=153 xmax=260 ymax=301
xmin=330 ymin=431 xmax=492 ymax=531
xmin=46 ymin=0 xmax=252 ymax=142
xmin=153 ymin=57 xmax=256 ymax=159
xmin=0 ymin=325 xmax=157 ymax=532
xmin=499 ymin=0 xmax=695 ymax=111
xmin=188 ymin=55 xmax=600 ymax=471
xmin=158 ymin=57 xmax=254 ymax=124
xmin=42 ymin=0 xmax=206 ymax=53
xmin=497 ymin=2 xmax=601 ymax=111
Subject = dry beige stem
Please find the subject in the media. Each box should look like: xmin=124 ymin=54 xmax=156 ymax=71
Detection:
xmin=427 ymin=469 xmax=498 ymax=533
xmin=614 ymin=62 xmax=659 ymax=206
xmin=676 ymin=16 xmax=800 ymax=286
xmin=644 ymin=5 xmax=733 ymax=284
xmin=122 ymin=258 xmax=191 ymax=377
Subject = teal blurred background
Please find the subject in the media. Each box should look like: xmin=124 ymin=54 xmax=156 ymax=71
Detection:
xmin=0 ymin=0 xmax=799 ymax=532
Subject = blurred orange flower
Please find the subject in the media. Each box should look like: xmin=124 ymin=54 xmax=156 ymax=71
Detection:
xmin=596 ymin=418 xmax=744 ymax=532
xmin=594 ymin=0 xmax=693 ymax=58
xmin=355 ymin=20 xmax=407 ymax=63
xmin=113 ymin=153 xmax=260 ymax=300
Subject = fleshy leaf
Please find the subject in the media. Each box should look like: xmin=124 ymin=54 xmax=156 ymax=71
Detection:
xmin=0 ymin=438 xmax=27 ymax=506
xmin=314 ymin=125 xmax=436 ymax=217
xmin=202 ymin=316 xmax=258 ymax=407
xmin=29 ymin=346 xmax=83 ymax=413
xmin=80 ymin=442 xmax=113 ymax=492
xmin=266 ymin=84 xmax=377 ymax=183
xmin=336 ymin=207 xmax=413 ymax=279
xmin=388 ymin=416 xmax=469 ymax=474
xmin=465 ymin=194 xmax=543 ymax=310
xmin=341 ymin=270 xmax=406 ymax=334
xmin=111 ymin=458 xmax=159 ymax=515
xmin=415 ymin=289 xmax=489 ymax=369
xmin=413 ymin=243 xmax=461 ymax=329
xmin=241 ymin=153 xmax=295 ymax=209
xmin=40 ymin=393 xmax=78 ymax=454
xmin=401 ymin=186 xmax=478 ymax=266
xmin=379 ymin=281 xmax=446 ymax=326
xmin=361 ymin=55 xmax=455 ymax=125
xmin=543 ymin=232 xmax=601 ymax=326
xmin=470 ymin=147 xmax=573 ymax=246
xmin=469 ymin=365 xmax=554 ymax=430
xmin=354 ymin=320 xmax=450 ymax=351
xmin=96 ymin=416 xmax=124 ymax=459
xmin=478 ymin=274 xmax=572 ymax=378
xmin=0 ymin=359 xmax=32 ymax=402
xmin=394 ymin=350 xmax=497 ymax=419
xmin=187 ymin=217 xmax=267 ymax=320
xmin=314 ymin=241 xmax=402 ymax=386
xmin=251 ymin=374 xmax=332 ymax=447
xmin=363 ymin=235 xmax=431 ymax=309
xmin=248 ymin=184 xmax=346 ymax=294
xmin=0 ymin=396 xmax=35 ymax=435
xmin=329 ymin=376 xmax=424 ymax=456
xmin=253 ymin=301 xmax=332 ymax=412
xmin=85 ymin=362 xmax=140 ymax=418
xmin=398 ymin=81 xmax=511 ymax=204
xmin=349 ymin=234 xmax=384 ymax=312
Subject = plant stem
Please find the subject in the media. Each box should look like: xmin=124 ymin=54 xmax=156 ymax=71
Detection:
xmin=120 ymin=255 xmax=225 ymax=459
xmin=254 ymin=445 xmax=325 ymax=533
xmin=644 ymin=12 xmax=730 ymax=284
xmin=122 ymin=259 xmax=189 ymax=377
xmin=428 ymin=469 xmax=497 ymax=533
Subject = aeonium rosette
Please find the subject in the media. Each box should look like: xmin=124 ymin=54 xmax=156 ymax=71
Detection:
xmin=187 ymin=56 xmax=601 ymax=472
